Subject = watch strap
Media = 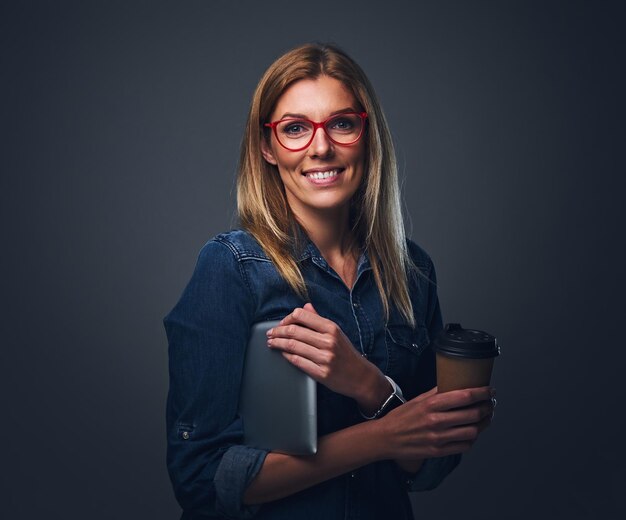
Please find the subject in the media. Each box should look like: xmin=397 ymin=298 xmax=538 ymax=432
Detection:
xmin=359 ymin=376 xmax=406 ymax=420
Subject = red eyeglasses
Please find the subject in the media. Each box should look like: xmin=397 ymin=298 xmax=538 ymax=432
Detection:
xmin=265 ymin=111 xmax=368 ymax=151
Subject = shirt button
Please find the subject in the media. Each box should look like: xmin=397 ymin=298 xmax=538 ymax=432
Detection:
xmin=406 ymin=479 xmax=413 ymax=486
xmin=352 ymin=302 xmax=359 ymax=308
xmin=350 ymin=472 xmax=356 ymax=478
xmin=182 ymin=431 xmax=190 ymax=440
xmin=412 ymin=343 xmax=418 ymax=348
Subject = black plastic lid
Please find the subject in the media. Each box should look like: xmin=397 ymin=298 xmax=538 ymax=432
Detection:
xmin=432 ymin=323 xmax=500 ymax=359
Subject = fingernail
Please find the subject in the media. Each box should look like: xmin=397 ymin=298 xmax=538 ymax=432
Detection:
xmin=266 ymin=328 xmax=273 ymax=336
xmin=267 ymin=339 xmax=273 ymax=347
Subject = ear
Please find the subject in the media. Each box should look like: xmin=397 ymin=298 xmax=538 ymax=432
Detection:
xmin=260 ymin=137 xmax=278 ymax=165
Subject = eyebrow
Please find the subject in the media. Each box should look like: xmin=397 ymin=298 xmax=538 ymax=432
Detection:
xmin=278 ymin=107 xmax=359 ymax=120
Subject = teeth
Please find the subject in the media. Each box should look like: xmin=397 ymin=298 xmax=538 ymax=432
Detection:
xmin=306 ymin=169 xmax=339 ymax=180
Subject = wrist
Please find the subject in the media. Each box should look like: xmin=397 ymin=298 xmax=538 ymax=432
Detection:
xmin=359 ymin=376 xmax=405 ymax=420
xmin=354 ymin=365 xmax=393 ymax=416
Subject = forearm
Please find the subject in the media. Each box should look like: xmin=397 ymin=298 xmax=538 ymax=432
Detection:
xmin=243 ymin=419 xmax=387 ymax=505
xmin=357 ymin=369 xmax=424 ymax=471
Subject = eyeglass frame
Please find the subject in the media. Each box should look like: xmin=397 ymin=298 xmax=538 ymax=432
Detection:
xmin=264 ymin=111 xmax=368 ymax=152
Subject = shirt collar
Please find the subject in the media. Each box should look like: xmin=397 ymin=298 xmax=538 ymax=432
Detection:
xmin=296 ymin=231 xmax=372 ymax=278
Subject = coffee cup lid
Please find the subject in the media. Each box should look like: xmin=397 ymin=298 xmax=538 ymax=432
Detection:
xmin=432 ymin=323 xmax=500 ymax=359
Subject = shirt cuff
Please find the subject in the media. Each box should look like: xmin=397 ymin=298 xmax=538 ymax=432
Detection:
xmin=403 ymin=454 xmax=462 ymax=492
xmin=214 ymin=444 xmax=269 ymax=519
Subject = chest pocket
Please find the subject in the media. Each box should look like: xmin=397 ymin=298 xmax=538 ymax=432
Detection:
xmin=385 ymin=323 xmax=430 ymax=393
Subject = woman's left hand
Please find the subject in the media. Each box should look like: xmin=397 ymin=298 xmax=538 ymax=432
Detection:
xmin=267 ymin=303 xmax=390 ymax=408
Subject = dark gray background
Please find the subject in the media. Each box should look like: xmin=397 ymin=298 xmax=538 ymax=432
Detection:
xmin=2 ymin=1 xmax=625 ymax=518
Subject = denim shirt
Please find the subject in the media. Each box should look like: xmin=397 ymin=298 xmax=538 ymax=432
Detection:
xmin=164 ymin=229 xmax=461 ymax=520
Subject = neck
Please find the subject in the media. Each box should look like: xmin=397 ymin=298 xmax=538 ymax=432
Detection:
xmin=292 ymin=205 xmax=357 ymax=260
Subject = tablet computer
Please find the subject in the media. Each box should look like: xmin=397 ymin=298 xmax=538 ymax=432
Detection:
xmin=238 ymin=320 xmax=317 ymax=455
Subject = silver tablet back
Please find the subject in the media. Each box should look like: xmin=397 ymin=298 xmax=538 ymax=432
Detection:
xmin=238 ymin=320 xmax=317 ymax=455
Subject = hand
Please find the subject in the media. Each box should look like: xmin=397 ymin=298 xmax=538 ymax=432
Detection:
xmin=380 ymin=386 xmax=495 ymax=461
xmin=267 ymin=303 xmax=386 ymax=403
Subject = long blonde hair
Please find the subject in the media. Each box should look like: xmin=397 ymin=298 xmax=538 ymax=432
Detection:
xmin=237 ymin=43 xmax=417 ymax=327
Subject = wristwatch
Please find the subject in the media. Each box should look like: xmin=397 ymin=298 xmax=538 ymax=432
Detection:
xmin=360 ymin=376 xmax=406 ymax=420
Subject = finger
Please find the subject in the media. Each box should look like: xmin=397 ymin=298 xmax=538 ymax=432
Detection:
xmin=280 ymin=306 xmax=314 ymax=325
xmin=437 ymin=423 xmax=482 ymax=445
xmin=488 ymin=396 xmax=496 ymax=422
xmin=303 ymin=302 xmax=318 ymax=315
xmin=268 ymin=336 xmax=328 ymax=365
xmin=425 ymin=440 xmax=475 ymax=458
xmin=430 ymin=386 xmax=494 ymax=412
xmin=280 ymin=307 xmax=334 ymax=334
xmin=281 ymin=352 xmax=327 ymax=381
xmin=436 ymin=414 xmax=493 ymax=451
xmin=268 ymin=323 xmax=327 ymax=349
xmin=477 ymin=412 xmax=493 ymax=434
xmin=432 ymin=400 xmax=494 ymax=429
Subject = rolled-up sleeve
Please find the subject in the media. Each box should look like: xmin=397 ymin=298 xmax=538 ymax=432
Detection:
xmin=402 ymin=454 xmax=462 ymax=491
xmin=164 ymin=239 xmax=268 ymax=518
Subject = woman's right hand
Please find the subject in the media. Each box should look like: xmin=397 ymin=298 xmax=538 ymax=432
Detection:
xmin=243 ymin=385 xmax=494 ymax=505
xmin=378 ymin=386 xmax=495 ymax=461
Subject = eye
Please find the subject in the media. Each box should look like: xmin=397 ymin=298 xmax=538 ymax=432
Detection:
xmin=279 ymin=120 xmax=312 ymax=138
xmin=285 ymin=124 xmax=304 ymax=134
xmin=328 ymin=115 xmax=356 ymax=133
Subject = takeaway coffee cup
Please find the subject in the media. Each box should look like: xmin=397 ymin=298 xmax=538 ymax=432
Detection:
xmin=432 ymin=323 xmax=500 ymax=393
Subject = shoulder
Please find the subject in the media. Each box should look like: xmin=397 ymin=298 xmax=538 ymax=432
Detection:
xmin=205 ymin=229 xmax=270 ymax=262
xmin=164 ymin=232 xmax=259 ymax=325
xmin=190 ymin=229 xmax=267 ymax=280
xmin=405 ymin=238 xmax=436 ymax=275
xmin=189 ymin=231 xmax=270 ymax=294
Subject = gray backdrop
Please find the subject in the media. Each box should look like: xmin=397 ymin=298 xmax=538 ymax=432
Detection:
xmin=3 ymin=1 xmax=625 ymax=519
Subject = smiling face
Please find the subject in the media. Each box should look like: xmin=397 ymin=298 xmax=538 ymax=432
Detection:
xmin=261 ymin=75 xmax=366 ymax=225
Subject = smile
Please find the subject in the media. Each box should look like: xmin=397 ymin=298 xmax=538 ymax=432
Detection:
xmin=301 ymin=168 xmax=345 ymax=186
xmin=305 ymin=169 xmax=339 ymax=179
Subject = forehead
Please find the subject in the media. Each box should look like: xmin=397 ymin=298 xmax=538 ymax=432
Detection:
xmin=271 ymin=76 xmax=358 ymax=120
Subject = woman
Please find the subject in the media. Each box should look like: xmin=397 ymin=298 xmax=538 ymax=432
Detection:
xmin=164 ymin=43 xmax=495 ymax=519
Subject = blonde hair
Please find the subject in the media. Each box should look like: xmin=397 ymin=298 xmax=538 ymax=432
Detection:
xmin=237 ymin=43 xmax=417 ymax=327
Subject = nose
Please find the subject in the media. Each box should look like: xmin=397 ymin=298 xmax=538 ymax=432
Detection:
xmin=307 ymin=125 xmax=333 ymax=157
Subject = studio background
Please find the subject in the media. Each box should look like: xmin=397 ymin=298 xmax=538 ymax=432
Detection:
xmin=3 ymin=1 xmax=625 ymax=519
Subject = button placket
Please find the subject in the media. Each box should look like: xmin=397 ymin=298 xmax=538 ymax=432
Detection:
xmin=349 ymin=294 xmax=366 ymax=355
